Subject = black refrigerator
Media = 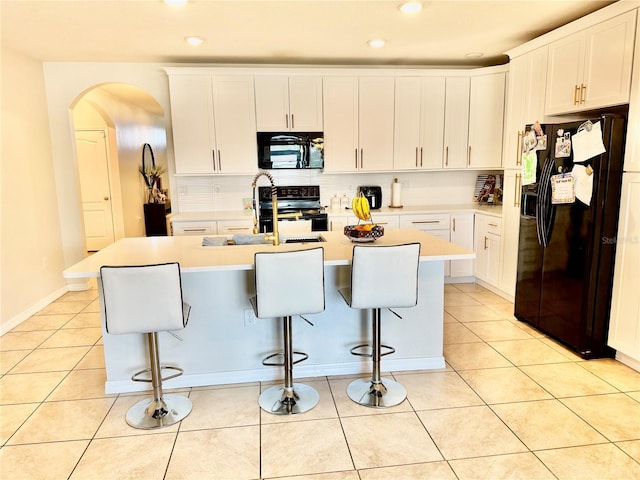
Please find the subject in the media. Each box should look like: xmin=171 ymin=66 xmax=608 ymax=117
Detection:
xmin=514 ymin=113 xmax=627 ymax=359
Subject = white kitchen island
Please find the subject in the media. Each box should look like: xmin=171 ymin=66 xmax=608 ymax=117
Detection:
xmin=64 ymin=229 xmax=474 ymax=394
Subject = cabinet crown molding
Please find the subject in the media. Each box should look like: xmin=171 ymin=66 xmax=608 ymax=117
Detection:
xmin=505 ymin=1 xmax=638 ymax=60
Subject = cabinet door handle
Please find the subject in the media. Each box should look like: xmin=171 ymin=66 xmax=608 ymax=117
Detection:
xmin=415 ymin=147 xmax=419 ymax=167
xmin=514 ymin=173 xmax=522 ymax=207
xmin=355 ymin=148 xmax=358 ymax=169
xmin=217 ymin=150 xmax=222 ymax=171
xmin=285 ymin=114 xmax=289 ymax=129
xmin=580 ymin=84 xmax=586 ymax=104
xmin=452 ymin=217 xmax=456 ymax=232
xmin=413 ymin=220 xmax=440 ymax=224
xmin=212 ymin=150 xmax=216 ymax=171
xmin=445 ymin=146 xmax=449 ymax=166
xmin=574 ymin=84 xmax=580 ymax=105
xmin=291 ymin=114 xmax=295 ymax=129
xmin=227 ymin=227 xmax=250 ymax=231
xmin=184 ymin=228 xmax=207 ymax=233
xmin=420 ymin=147 xmax=423 ymax=167
xmin=467 ymin=146 xmax=471 ymax=166
xmin=484 ymin=236 xmax=488 ymax=250
xmin=360 ymin=149 xmax=363 ymax=169
xmin=516 ymin=131 xmax=523 ymax=166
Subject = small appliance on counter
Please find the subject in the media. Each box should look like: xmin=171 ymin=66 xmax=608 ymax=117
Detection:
xmin=358 ymin=186 xmax=382 ymax=210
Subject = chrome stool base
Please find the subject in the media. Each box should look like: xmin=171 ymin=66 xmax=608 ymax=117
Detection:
xmin=347 ymin=377 xmax=407 ymax=408
xmin=259 ymin=383 xmax=319 ymax=415
xmin=125 ymin=393 xmax=192 ymax=430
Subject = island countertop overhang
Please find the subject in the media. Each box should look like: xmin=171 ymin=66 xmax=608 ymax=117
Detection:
xmin=63 ymin=229 xmax=475 ymax=278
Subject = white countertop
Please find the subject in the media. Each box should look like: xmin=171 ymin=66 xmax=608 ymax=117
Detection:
xmin=169 ymin=203 xmax=502 ymax=223
xmin=63 ymin=229 xmax=475 ymax=278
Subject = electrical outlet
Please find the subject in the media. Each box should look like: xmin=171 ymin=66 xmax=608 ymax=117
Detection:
xmin=244 ymin=308 xmax=257 ymax=326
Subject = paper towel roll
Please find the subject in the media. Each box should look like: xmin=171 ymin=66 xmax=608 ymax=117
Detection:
xmin=391 ymin=179 xmax=402 ymax=207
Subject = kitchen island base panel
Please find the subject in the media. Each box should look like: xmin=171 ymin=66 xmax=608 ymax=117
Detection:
xmin=100 ymin=262 xmax=446 ymax=394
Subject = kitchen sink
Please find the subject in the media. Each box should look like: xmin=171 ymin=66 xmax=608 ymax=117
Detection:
xmin=283 ymin=236 xmax=325 ymax=244
xmin=224 ymin=234 xmax=326 ymax=245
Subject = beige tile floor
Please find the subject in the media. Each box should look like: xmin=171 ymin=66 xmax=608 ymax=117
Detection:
xmin=2 ymin=283 xmax=640 ymax=479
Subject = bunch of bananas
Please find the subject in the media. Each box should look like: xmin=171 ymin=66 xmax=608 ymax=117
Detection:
xmin=351 ymin=193 xmax=371 ymax=221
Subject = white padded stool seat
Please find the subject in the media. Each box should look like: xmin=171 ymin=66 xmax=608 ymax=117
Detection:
xmin=100 ymin=262 xmax=192 ymax=429
xmin=252 ymin=247 xmax=325 ymax=415
xmin=340 ymin=243 xmax=420 ymax=408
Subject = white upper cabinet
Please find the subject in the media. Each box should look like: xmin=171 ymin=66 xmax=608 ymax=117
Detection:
xmin=211 ymin=77 xmax=259 ymax=174
xmin=443 ymin=73 xmax=505 ymax=170
xmin=468 ymin=73 xmax=506 ymax=169
xmin=254 ymin=75 xmax=323 ymax=131
xmin=443 ymin=77 xmax=470 ymax=169
xmin=545 ymin=10 xmax=636 ymax=115
xmin=450 ymin=213 xmax=475 ymax=277
xmin=168 ymin=74 xmax=257 ymax=175
xmin=394 ymin=76 xmax=446 ymax=170
xmin=322 ymin=76 xmax=359 ymax=172
xmin=322 ymin=76 xmax=394 ymax=172
xmin=358 ymin=77 xmax=395 ymax=171
xmin=504 ymin=47 xmax=548 ymax=170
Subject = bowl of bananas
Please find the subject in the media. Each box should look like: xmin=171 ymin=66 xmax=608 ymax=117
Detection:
xmin=344 ymin=193 xmax=384 ymax=242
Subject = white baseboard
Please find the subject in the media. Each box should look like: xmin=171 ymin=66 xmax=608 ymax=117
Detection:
xmin=0 ymin=285 xmax=69 ymax=336
xmin=104 ymin=357 xmax=447 ymax=394
xmin=615 ymin=351 xmax=640 ymax=373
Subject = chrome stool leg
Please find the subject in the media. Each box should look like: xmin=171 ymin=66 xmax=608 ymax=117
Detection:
xmin=259 ymin=316 xmax=319 ymax=415
xmin=347 ymin=308 xmax=407 ymax=408
xmin=125 ymin=332 xmax=192 ymax=429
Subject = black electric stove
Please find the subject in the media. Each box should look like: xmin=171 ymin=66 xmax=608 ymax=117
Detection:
xmin=258 ymin=185 xmax=328 ymax=233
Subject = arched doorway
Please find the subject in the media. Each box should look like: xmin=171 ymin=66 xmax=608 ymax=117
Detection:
xmin=71 ymin=83 xmax=169 ymax=250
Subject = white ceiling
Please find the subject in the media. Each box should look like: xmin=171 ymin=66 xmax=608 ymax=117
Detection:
xmin=1 ymin=0 xmax=618 ymax=67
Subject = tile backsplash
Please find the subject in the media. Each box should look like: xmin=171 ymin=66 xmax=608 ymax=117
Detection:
xmin=175 ymin=170 xmax=496 ymax=212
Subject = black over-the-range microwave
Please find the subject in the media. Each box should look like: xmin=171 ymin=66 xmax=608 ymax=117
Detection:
xmin=257 ymin=132 xmax=324 ymax=169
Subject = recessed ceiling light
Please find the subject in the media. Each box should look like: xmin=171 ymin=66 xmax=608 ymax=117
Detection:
xmin=367 ymin=39 xmax=386 ymax=48
xmin=399 ymin=1 xmax=423 ymax=14
xmin=185 ymin=36 xmax=205 ymax=46
xmin=164 ymin=0 xmax=187 ymax=5
xmin=465 ymin=52 xmax=484 ymax=59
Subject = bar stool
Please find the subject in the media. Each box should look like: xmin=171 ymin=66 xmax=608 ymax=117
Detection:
xmin=339 ymin=243 xmax=421 ymax=408
xmin=100 ymin=262 xmax=192 ymax=429
xmin=251 ymin=247 xmax=325 ymax=415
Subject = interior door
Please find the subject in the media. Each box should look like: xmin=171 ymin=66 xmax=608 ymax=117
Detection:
xmin=75 ymin=130 xmax=115 ymax=251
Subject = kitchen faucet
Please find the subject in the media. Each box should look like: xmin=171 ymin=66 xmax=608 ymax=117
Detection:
xmin=251 ymin=171 xmax=302 ymax=246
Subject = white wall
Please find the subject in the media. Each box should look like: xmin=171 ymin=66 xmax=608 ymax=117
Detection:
xmin=42 ymin=62 xmax=173 ymax=269
xmin=1 ymin=47 xmax=67 ymax=333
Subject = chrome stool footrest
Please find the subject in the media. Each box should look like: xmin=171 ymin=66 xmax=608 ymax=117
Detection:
xmin=262 ymin=351 xmax=308 ymax=367
xmin=346 ymin=377 xmax=407 ymax=409
xmin=131 ymin=365 xmax=184 ymax=383
xmin=259 ymin=383 xmax=319 ymax=415
xmin=349 ymin=343 xmax=396 ymax=358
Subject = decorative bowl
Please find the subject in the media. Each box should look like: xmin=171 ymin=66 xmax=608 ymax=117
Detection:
xmin=344 ymin=224 xmax=384 ymax=242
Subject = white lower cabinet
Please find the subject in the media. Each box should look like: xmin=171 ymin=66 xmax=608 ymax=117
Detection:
xmin=474 ymin=214 xmax=502 ymax=286
xmin=171 ymin=220 xmax=217 ymax=236
xmin=450 ymin=213 xmax=474 ymax=277
xmin=400 ymin=214 xmax=452 ymax=277
xmin=217 ymin=219 xmax=254 ymax=235
xmin=607 ymin=173 xmax=640 ymax=367
xmin=371 ymin=214 xmax=400 ymax=229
